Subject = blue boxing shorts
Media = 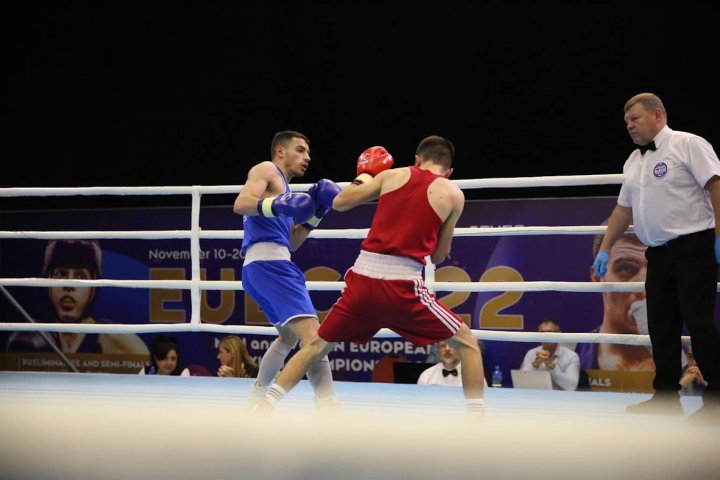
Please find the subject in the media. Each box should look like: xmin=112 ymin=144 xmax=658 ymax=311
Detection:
xmin=242 ymin=259 xmax=317 ymax=326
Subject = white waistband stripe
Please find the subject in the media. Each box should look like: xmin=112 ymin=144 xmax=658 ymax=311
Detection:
xmin=244 ymin=242 xmax=291 ymax=265
xmin=351 ymin=250 xmax=423 ymax=280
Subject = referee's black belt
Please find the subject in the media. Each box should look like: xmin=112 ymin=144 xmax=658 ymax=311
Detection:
xmin=653 ymin=228 xmax=713 ymax=248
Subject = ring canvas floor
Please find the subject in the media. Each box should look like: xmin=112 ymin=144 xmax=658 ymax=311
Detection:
xmin=1 ymin=371 xmax=718 ymax=480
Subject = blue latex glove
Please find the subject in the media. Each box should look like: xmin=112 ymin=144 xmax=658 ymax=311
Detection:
xmin=715 ymin=237 xmax=720 ymax=264
xmin=593 ymin=250 xmax=609 ymax=277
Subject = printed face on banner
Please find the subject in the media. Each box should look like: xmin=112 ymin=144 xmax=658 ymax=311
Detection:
xmin=586 ymin=235 xmax=654 ymax=372
xmin=48 ymin=267 xmax=95 ymax=323
xmin=594 ymin=236 xmax=648 ymax=335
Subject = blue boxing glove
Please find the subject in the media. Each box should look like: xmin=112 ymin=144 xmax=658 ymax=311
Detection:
xmin=257 ymin=192 xmax=315 ymax=225
xmin=302 ymin=179 xmax=341 ymax=230
xmin=593 ymin=250 xmax=609 ymax=277
xmin=715 ymin=237 xmax=720 ymax=264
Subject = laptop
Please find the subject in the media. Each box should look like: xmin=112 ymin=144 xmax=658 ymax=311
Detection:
xmin=510 ymin=369 xmax=553 ymax=390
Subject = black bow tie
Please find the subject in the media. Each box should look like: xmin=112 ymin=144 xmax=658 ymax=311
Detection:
xmin=638 ymin=141 xmax=656 ymax=154
xmin=442 ymin=368 xmax=458 ymax=377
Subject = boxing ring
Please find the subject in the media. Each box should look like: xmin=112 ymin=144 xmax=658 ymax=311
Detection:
xmin=1 ymin=175 xmax=719 ymax=480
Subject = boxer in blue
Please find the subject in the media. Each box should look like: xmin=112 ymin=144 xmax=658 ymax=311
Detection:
xmin=233 ymin=130 xmax=340 ymax=410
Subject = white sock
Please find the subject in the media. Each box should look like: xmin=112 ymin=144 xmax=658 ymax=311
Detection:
xmin=467 ymin=398 xmax=485 ymax=416
xmin=266 ymin=383 xmax=287 ymax=407
xmin=255 ymin=338 xmax=295 ymax=387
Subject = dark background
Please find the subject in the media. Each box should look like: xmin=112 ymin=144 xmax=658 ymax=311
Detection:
xmin=3 ymin=1 xmax=719 ymax=205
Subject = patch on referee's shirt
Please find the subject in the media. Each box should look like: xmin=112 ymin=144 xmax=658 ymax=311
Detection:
xmin=653 ymin=162 xmax=668 ymax=177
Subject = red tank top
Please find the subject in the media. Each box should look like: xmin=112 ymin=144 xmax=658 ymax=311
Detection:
xmin=361 ymin=166 xmax=443 ymax=264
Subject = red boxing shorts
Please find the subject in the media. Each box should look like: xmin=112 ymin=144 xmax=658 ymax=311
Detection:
xmin=318 ymin=251 xmax=463 ymax=346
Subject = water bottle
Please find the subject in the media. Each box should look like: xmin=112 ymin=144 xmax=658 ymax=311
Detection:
xmin=491 ymin=365 xmax=503 ymax=387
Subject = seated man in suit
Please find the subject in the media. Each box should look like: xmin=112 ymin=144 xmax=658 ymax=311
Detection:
xmin=520 ymin=318 xmax=580 ymax=391
xmin=418 ymin=341 xmax=487 ymax=387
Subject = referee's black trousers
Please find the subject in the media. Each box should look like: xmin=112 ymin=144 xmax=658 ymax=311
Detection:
xmin=645 ymin=228 xmax=720 ymax=398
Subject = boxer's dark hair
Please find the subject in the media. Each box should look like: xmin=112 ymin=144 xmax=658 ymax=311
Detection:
xmin=271 ymin=130 xmax=309 ymax=159
xmin=416 ymin=135 xmax=454 ymax=167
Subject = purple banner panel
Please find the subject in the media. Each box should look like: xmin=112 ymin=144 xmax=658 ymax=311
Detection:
xmin=2 ymin=197 xmax=716 ymax=386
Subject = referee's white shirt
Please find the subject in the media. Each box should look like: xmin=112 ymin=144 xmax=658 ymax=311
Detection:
xmin=618 ymin=125 xmax=720 ymax=246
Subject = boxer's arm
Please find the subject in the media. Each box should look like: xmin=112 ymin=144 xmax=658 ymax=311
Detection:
xmin=431 ymin=186 xmax=465 ymax=265
xmin=233 ymin=162 xmax=276 ymax=215
xmin=289 ymin=223 xmax=312 ymax=251
xmin=333 ymin=169 xmax=389 ymax=211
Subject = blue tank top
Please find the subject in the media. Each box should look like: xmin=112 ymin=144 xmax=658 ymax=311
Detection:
xmin=241 ymin=164 xmax=293 ymax=254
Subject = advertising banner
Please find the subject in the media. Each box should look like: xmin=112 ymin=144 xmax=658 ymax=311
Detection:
xmin=2 ymin=196 xmax=714 ymax=388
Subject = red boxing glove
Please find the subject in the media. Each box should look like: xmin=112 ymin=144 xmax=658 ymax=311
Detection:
xmin=356 ymin=146 xmax=394 ymax=179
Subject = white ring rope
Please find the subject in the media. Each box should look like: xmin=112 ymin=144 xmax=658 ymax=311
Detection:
xmin=0 ymin=322 xmax=657 ymax=346
xmin=0 ymin=226 xmax=622 ymax=240
xmin=0 ymin=173 xmax=623 ymax=197
xmin=0 ymin=278 xmax=645 ymax=292
xmin=0 ymin=173 xmax=698 ymax=348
